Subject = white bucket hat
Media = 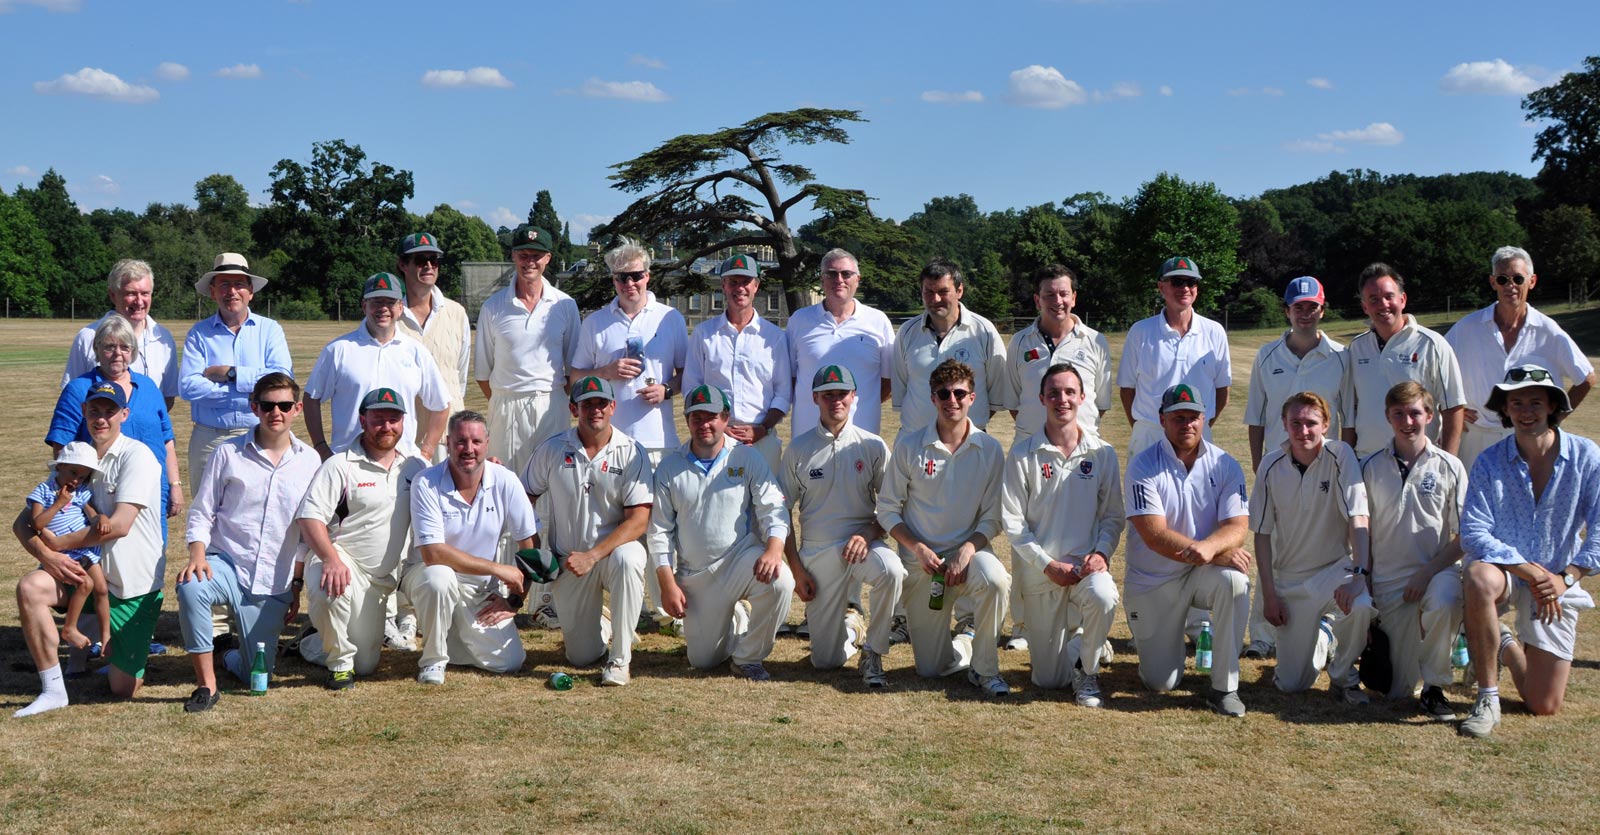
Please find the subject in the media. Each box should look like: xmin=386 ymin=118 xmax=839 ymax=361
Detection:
xmin=50 ymin=441 xmax=103 ymax=477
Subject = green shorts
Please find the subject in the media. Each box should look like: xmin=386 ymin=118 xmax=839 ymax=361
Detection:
xmin=108 ymin=590 xmax=163 ymax=678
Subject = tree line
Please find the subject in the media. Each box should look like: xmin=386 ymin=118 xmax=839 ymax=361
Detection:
xmin=3 ymin=56 xmax=1597 ymax=329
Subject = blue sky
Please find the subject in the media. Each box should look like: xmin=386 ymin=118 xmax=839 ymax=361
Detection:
xmin=3 ymin=0 xmax=1595 ymax=243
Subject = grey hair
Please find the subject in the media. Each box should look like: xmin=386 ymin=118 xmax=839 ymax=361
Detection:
xmin=94 ymin=313 xmax=140 ymax=363
xmin=1492 ymin=246 xmax=1533 ymax=275
xmin=819 ymin=248 xmax=859 ymax=272
xmin=603 ymin=238 xmax=653 ymax=272
xmin=106 ymin=259 xmax=153 ymax=293
xmin=448 ymin=409 xmax=489 ymax=438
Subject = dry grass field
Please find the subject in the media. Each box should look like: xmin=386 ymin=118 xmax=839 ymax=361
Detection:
xmin=3 ymin=309 xmax=1600 ymax=834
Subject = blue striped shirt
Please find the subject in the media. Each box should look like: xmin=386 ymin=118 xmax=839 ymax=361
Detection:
xmin=1462 ymin=430 xmax=1600 ymax=573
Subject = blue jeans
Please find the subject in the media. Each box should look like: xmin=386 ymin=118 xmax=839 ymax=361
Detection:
xmin=176 ymin=552 xmax=292 ymax=679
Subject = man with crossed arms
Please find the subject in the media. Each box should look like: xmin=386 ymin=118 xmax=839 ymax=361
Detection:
xmin=522 ymin=376 xmax=651 ymax=687
xmin=295 ymin=387 xmax=426 ymax=689
xmin=781 ymin=365 xmax=905 ymax=688
xmin=1003 ymin=362 xmax=1123 ymax=708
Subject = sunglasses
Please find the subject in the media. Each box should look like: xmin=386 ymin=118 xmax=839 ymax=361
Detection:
xmin=1494 ymin=273 xmax=1528 ymax=286
xmin=254 ymin=400 xmax=297 ymax=413
xmin=934 ymin=388 xmax=972 ymax=401
xmin=612 ymin=270 xmax=648 ymax=284
xmin=1505 ymin=368 xmax=1553 ymax=383
xmin=409 ymin=254 xmax=441 ymax=266
xmin=1164 ymin=277 xmax=1199 ymax=289
xmin=822 ymin=269 xmax=859 ymax=280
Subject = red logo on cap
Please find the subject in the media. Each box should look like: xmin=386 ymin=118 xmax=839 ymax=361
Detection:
xmin=381 ymin=390 xmax=395 ymax=403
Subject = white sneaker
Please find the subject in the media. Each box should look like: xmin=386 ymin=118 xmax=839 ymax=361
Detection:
xmin=534 ymin=604 xmax=560 ymax=630
xmin=417 ymin=662 xmax=446 ymax=685
xmin=843 ymin=609 xmax=866 ymax=657
xmin=950 ymin=630 xmax=975 ymax=674
xmin=967 ymin=668 xmax=1010 ymax=697
xmin=859 ymin=647 xmax=887 ymax=689
xmin=1458 ymin=693 xmax=1502 ymax=738
xmin=1004 ymin=635 xmax=1029 ymax=651
xmin=734 ymin=662 xmax=771 ymax=682
xmin=732 ymin=599 xmax=751 ymax=637
xmin=1073 ymin=668 xmax=1103 ymax=708
xmin=1102 ymin=639 xmax=1115 ymax=665
xmin=598 ymin=658 xmax=630 ymax=687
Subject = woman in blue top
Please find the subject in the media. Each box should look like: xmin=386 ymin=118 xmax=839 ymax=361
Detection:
xmin=47 ymin=314 xmax=184 ymax=539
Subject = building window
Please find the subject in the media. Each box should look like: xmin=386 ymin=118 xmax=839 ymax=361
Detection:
xmin=688 ymin=294 xmax=703 ymax=312
xmin=766 ymin=292 xmax=781 ymax=312
xmin=711 ymin=291 xmax=724 ymax=311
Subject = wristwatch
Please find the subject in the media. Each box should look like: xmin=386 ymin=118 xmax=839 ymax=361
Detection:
xmin=1561 ymin=571 xmax=1578 ymax=589
xmin=1350 ymin=565 xmax=1370 ymax=577
xmin=226 ymin=366 xmax=237 ymax=383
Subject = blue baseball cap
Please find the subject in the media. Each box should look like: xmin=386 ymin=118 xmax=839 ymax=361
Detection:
xmin=1284 ymin=276 xmax=1325 ymax=306
xmin=85 ymin=381 xmax=127 ymax=409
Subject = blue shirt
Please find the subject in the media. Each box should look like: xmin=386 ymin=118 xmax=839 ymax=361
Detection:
xmin=47 ymin=370 xmax=174 ymax=528
xmin=1462 ymin=430 xmax=1600 ymax=574
xmin=180 ymin=311 xmax=292 ymax=430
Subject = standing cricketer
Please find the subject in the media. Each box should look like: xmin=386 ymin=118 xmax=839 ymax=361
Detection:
xmin=1003 ymin=263 xmax=1113 ymax=442
xmin=1117 ymin=256 xmax=1231 ymax=459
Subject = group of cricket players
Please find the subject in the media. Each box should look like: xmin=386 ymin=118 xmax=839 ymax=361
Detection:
xmin=13 ymin=228 xmax=1599 ymax=743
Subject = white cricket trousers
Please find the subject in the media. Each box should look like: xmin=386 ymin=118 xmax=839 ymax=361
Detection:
xmin=401 ymin=563 xmax=526 ymax=673
xmin=488 ymin=388 xmax=569 ymax=609
xmin=1373 ymin=565 xmax=1463 ymax=698
xmin=1456 ymin=423 xmax=1510 ymax=476
xmin=902 ymin=549 xmax=1010 ymax=678
xmin=297 ymin=547 xmax=396 ymax=675
xmin=798 ymin=539 xmax=906 ymax=668
xmin=553 ymin=541 xmax=647 ymax=667
xmin=680 ymin=545 xmax=795 ymax=669
xmin=1022 ymin=571 xmax=1119 ymax=689
xmin=1271 ymin=560 xmax=1376 ymax=692
xmin=1124 ymin=565 xmax=1248 ymax=693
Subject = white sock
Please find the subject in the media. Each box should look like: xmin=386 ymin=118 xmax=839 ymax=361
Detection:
xmin=14 ymin=666 xmax=69 ymax=717
xmin=1478 ymin=685 xmax=1500 ymax=706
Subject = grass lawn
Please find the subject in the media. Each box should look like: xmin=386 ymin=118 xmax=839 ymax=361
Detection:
xmin=2 ymin=308 xmax=1599 ymax=834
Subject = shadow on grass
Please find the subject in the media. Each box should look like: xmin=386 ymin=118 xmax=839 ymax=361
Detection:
xmin=1548 ymin=306 xmax=1600 ymax=356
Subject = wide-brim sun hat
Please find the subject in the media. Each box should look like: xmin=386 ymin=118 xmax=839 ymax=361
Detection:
xmin=196 ymin=252 xmax=268 ymax=295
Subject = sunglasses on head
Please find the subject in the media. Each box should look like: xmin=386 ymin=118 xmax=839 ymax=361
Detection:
xmin=934 ymin=388 xmax=972 ymax=401
xmin=612 ymin=270 xmax=648 ymax=284
xmin=254 ymin=400 xmax=297 ymax=413
xmin=1506 ymin=368 xmax=1553 ymax=383
xmin=1494 ymin=273 xmax=1527 ymax=286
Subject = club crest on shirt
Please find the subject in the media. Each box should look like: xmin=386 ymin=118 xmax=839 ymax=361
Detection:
xmin=1041 ymin=462 xmax=1054 ymax=480
xmin=855 ymin=460 xmax=865 ymax=473
xmin=1077 ymin=459 xmax=1095 ymax=478
xmin=1419 ymin=472 xmax=1438 ymax=495
xmin=727 ymin=466 xmax=745 ymax=480
xmin=562 ymin=453 xmax=575 ymax=469
xmin=808 ymin=467 xmax=825 ymax=480
xmin=600 ymin=460 xmax=609 ymax=473
xmin=954 ymin=348 xmax=971 ymax=363
xmin=1319 ymin=480 xmax=1330 ymax=493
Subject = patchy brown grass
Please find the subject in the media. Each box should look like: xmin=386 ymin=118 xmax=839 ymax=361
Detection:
xmin=2 ymin=311 xmax=1599 ymax=834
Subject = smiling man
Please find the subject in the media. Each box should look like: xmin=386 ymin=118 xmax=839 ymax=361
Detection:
xmin=1118 ymin=256 xmax=1232 ymax=459
xmin=683 ymin=253 xmax=790 ymax=473
xmin=1004 ymin=264 xmax=1113 ymax=444
xmin=62 ymin=259 xmax=179 ymax=411
xmin=893 ymin=260 xmax=1007 ymax=437
xmin=1445 ymin=246 xmax=1595 ymax=473
xmin=787 ymin=249 xmax=896 ymax=437
xmin=396 ymin=232 xmax=474 ymax=459
xmin=1342 ymin=263 xmax=1466 ymax=458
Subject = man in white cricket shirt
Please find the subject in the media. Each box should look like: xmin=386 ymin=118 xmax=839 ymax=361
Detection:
xmin=1117 ymin=256 xmax=1231 ymax=459
xmin=1004 ymin=263 xmax=1113 ymax=442
xmin=892 ymin=259 xmax=1007 ymax=435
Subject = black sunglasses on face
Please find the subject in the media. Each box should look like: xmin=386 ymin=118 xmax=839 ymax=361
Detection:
xmin=254 ymin=400 xmax=297 ymax=413
xmin=1494 ymin=273 xmax=1527 ymax=286
xmin=934 ymin=388 xmax=971 ymax=401
xmin=613 ymin=271 xmax=648 ymax=283
xmin=409 ymin=255 xmax=441 ymax=266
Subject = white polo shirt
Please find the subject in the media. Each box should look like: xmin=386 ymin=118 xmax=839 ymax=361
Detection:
xmin=648 ymin=439 xmax=789 ymax=573
xmin=1002 ymin=430 xmax=1124 ymax=594
xmin=1117 ymin=310 xmax=1232 ymax=423
xmin=304 ymin=325 xmax=450 ymax=456
xmin=683 ymin=312 xmax=791 ymax=426
xmin=411 ymin=461 xmax=538 ymax=588
xmin=63 ymin=314 xmax=179 ymax=399
xmin=296 ymin=444 xmax=426 ymax=578
xmin=1249 ymin=440 xmax=1368 ymax=583
xmin=92 ymin=434 xmax=165 ymax=599
xmin=780 ymin=421 xmax=888 ymax=548
xmin=1244 ymin=331 xmax=1352 ymax=452
xmin=876 ymin=418 xmax=1004 ymax=556
xmin=892 ymin=305 xmax=1008 ymax=434
xmin=1346 ymin=315 xmax=1467 ymax=456
xmin=521 ymin=426 xmax=653 ymax=556
xmin=474 ymin=280 xmax=582 ymax=395
xmin=1445 ymin=304 xmax=1593 ymax=429
xmin=1123 ymin=438 xmax=1249 ymax=597
xmin=574 ymin=295 xmax=688 ymax=449
xmin=1003 ymin=317 xmax=1114 ymax=438
xmin=1361 ymin=441 xmax=1467 ymax=598
xmin=787 ymin=300 xmax=895 ymax=436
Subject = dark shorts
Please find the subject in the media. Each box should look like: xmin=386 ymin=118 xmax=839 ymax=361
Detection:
xmin=108 ymin=590 xmax=163 ymax=678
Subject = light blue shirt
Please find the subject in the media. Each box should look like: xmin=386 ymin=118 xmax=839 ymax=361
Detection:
xmin=1462 ymin=430 xmax=1600 ymax=574
xmin=180 ymin=311 xmax=292 ymax=430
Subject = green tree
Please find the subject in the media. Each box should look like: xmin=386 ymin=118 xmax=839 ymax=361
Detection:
xmin=1114 ymin=173 xmax=1242 ymax=321
xmin=193 ymin=173 xmax=255 ymax=253
xmin=597 ymin=108 xmax=870 ymax=314
xmin=16 ymin=169 xmax=112 ymax=314
xmin=1528 ymin=204 xmax=1600 ymax=304
xmin=1235 ymin=197 xmax=1310 ymax=291
xmin=253 ymin=140 xmax=415 ymax=318
xmin=420 ymin=203 xmax=504 ymax=296
xmin=797 ymin=197 xmax=923 ymax=313
xmin=1523 ymin=55 xmax=1600 ymax=215
xmin=0 ymin=188 xmax=61 ymax=315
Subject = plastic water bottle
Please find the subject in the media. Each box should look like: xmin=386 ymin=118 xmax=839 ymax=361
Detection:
xmin=1452 ymin=633 xmax=1470 ymax=683
xmin=249 ymin=642 xmax=269 ymax=696
xmin=548 ymin=671 xmax=575 ymax=691
xmin=929 ymin=569 xmax=946 ymax=610
xmin=1196 ymin=620 xmax=1213 ymax=674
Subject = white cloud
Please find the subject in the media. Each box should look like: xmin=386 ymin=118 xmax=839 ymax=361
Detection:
xmin=1158 ymin=85 xmax=1173 ymax=97
xmin=1319 ymin=122 xmax=1404 ymax=145
xmin=920 ymin=90 xmax=984 ymax=104
xmin=1093 ymin=81 xmax=1142 ymax=102
xmin=1228 ymin=86 xmax=1285 ymax=97
xmin=1284 ymin=139 xmax=1341 ymax=154
xmin=1306 ymin=77 xmax=1334 ymax=90
xmin=488 ymin=207 xmax=519 ymax=229
xmin=154 ymin=62 xmax=190 ymax=81
xmin=421 ymin=67 xmax=513 ymax=89
xmin=0 ymin=0 xmax=80 ymax=11
xmin=566 ymin=213 xmax=612 ymax=242
xmin=1440 ymin=59 xmax=1541 ymax=95
xmin=215 ymin=63 xmax=263 ymax=79
xmin=34 ymin=68 xmax=159 ymax=103
xmin=6 ymin=164 xmax=34 ymax=177
xmin=454 ymin=199 xmax=478 ymax=211
xmin=629 ymin=54 xmax=666 ymax=70
xmin=578 ymin=78 xmax=669 ymax=102
xmin=1005 ymin=65 xmax=1087 ymax=109
xmin=93 ymin=174 xmax=119 ymax=194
